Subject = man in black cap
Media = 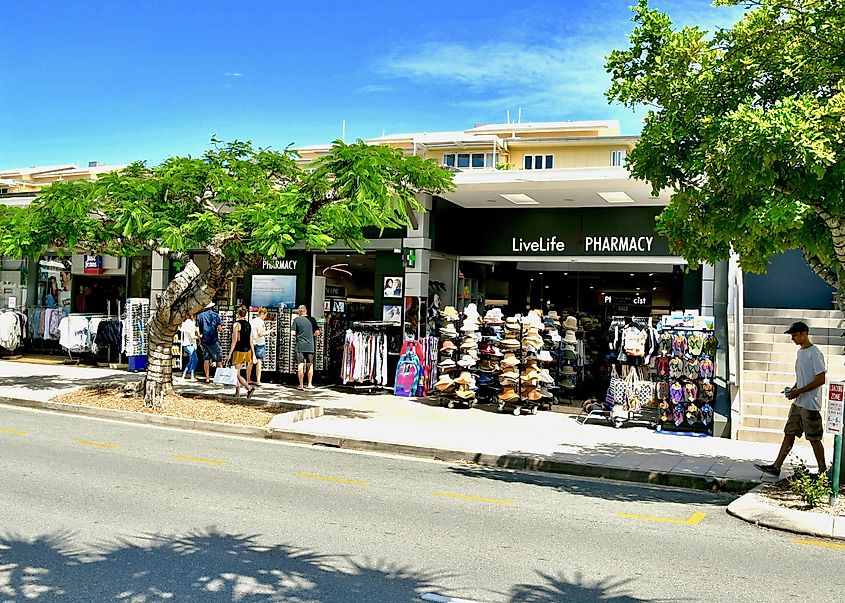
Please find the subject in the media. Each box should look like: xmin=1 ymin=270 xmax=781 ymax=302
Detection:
xmin=755 ymin=321 xmax=827 ymax=477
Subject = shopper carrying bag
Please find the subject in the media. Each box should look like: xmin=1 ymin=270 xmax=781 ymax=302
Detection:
xmin=212 ymin=364 xmax=238 ymax=386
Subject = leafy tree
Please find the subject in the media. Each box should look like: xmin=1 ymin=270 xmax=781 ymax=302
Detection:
xmin=0 ymin=139 xmax=453 ymax=406
xmin=606 ymin=0 xmax=845 ymax=305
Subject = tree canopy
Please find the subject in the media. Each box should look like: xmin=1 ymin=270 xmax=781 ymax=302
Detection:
xmin=606 ymin=0 xmax=845 ymax=295
xmin=0 ymin=138 xmax=453 ymax=404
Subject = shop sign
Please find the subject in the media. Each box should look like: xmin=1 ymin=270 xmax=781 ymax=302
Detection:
xmin=326 ymin=285 xmax=346 ymax=298
xmin=827 ymin=382 xmax=844 ymax=435
xmin=600 ymin=293 xmax=650 ymax=306
xmin=584 ymin=236 xmax=654 ymax=253
xmin=511 ymin=236 xmax=566 ymax=253
xmin=261 ymin=258 xmax=298 ymax=271
xmin=83 ymin=255 xmax=104 ymax=274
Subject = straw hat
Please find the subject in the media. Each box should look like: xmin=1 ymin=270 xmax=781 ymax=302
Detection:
xmin=561 ymin=365 xmax=576 ymax=376
xmin=498 ymin=386 xmax=519 ymax=402
xmin=440 ymin=340 xmax=457 ymax=352
xmin=457 ymin=354 xmax=476 ymax=368
xmin=460 ymin=320 xmax=479 ymax=332
xmin=501 ymin=354 xmax=520 ymax=367
xmin=440 ymin=325 xmax=458 ymax=338
xmin=456 ymin=386 xmax=477 ymax=400
xmin=453 ymin=371 xmax=475 ymax=386
xmin=537 ymin=349 xmax=554 ymax=363
xmin=440 ymin=306 xmax=459 ymax=320
xmin=563 ymin=316 xmax=578 ymax=330
xmin=563 ymin=330 xmax=577 ymax=345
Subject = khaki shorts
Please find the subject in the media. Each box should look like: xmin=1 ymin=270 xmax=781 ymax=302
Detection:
xmin=784 ymin=404 xmax=824 ymax=441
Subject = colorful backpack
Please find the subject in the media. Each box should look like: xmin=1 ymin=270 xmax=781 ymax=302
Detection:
xmin=670 ymin=381 xmax=684 ymax=403
xmin=658 ymin=332 xmax=673 ymax=354
xmin=394 ymin=350 xmax=421 ymax=397
xmin=655 ymin=355 xmax=670 ymax=378
xmin=703 ymin=334 xmax=718 ymax=357
xmin=684 ymin=358 xmax=700 ymax=381
xmin=687 ymin=333 xmax=704 ymax=356
xmin=669 ymin=357 xmax=684 ymax=379
xmin=699 ymin=357 xmax=715 ymax=379
xmin=673 ymin=403 xmax=685 ymax=426
xmin=671 ymin=334 xmax=687 ymax=357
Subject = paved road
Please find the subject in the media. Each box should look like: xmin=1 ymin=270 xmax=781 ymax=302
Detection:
xmin=1 ymin=405 xmax=842 ymax=602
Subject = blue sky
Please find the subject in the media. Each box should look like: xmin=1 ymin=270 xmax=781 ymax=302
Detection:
xmin=0 ymin=0 xmax=745 ymax=169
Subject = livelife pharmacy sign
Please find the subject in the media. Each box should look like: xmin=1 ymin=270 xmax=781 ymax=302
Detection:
xmin=827 ymin=382 xmax=844 ymax=436
xmin=433 ymin=206 xmax=672 ymax=256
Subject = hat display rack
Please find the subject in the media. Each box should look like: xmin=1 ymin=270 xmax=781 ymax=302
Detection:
xmin=494 ymin=310 xmax=555 ymax=416
xmin=433 ymin=304 xmax=479 ymax=408
xmin=653 ymin=321 xmax=718 ymax=435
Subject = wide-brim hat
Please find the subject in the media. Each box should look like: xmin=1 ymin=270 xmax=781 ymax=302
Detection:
xmin=562 ymin=349 xmax=577 ymax=361
xmin=499 ymin=338 xmax=520 ymax=349
xmin=501 ymin=354 xmax=520 ymax=367
xmin=547 ymin=310 xmax=560 ymax=319
xmin=483 ymin=308 xmax=504 ymax=324
xmin=456 ymin=387 xmax=477 ymax=400
xmin=563 ymin=316 xmax=578 ymax=330
xmin=440 ymin=306 xmax=459 ymax=319
xmin=435 ymin=374 xmax=454 ymax=386
xmin=457 ymin=355 xmax=477 ymax=368
xmin=460 ymin=340 xmax=477 ymax=349
xmin=440 ymin=340 xmax=457 ymax=352
xmin=563 ymin=331 xmax=577 ymax=345
xmin=454 ymin=370 xmax=475 ymax=386
xmin=498 ymin=387 xmax=519 ymax=401
xmin=539 ymin=369 xmax=555 ymax=384
xmin=460 ymin=321 xmax=479 ymax=332
xmin=561 ymin=365 xmax=576 ymax=375
xmin=438 ymin=359 xmax=457 ymax=370
xmin=440 ymin=325 xmax=458 ymax=336
xmin=537 ymin=350 xmax=554 ymax=363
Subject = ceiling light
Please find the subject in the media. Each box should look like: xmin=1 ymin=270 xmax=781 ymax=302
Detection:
xmin=545 ymin=285 xmax=549 ymax=289
xmin=589 ymin=285 xmax=594 ymax=289
xmin=501 ymin=193 xmax=539 ymax=205
xmin=564 ymin=272 xmax=568 ymax=275
xmin=636 ymin=288 xmax=641 ymax=291
xmin=630 ymin=273 xmax=635 ymax=276
xmin=648 ymin=273 xmax=653 ymax=276
xmin=322 ymin=263 xmax=352 ymax=277
xmin=597 ymin=191 xmax=634 ymax=203
xmin=652 ymin=287 xmax=657 ymax=291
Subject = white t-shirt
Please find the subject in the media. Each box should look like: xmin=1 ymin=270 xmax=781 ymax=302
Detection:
xmin=180 ymin=318 xmax=197 ymax=347
xmin=250 ymin=317 xmax=266 ymax=345
xmin=794 ymin=344 xmax=826 ymax=411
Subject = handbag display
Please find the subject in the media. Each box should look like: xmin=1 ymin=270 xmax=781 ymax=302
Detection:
xmin=606 ymin=366 xmax=626 ymax=408
xmin=212 ymin=365 xmax=239 ymax=386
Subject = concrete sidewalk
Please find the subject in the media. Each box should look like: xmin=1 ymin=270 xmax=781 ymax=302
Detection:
xmin=1 ymin=358 xmax=841 ymax=538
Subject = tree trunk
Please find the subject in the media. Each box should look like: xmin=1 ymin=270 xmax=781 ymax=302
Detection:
xmin=141 ymin=259 xmax=217 ymax=407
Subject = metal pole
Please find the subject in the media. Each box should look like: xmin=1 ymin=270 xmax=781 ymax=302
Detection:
xmin=831 ymin=434 xmax=842 ymax=505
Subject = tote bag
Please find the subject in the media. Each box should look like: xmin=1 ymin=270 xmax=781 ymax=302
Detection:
xmin=213 ymin=365 xmax=238 ymax=386
xmin=605 ymin=366 xmax=625 ymax=408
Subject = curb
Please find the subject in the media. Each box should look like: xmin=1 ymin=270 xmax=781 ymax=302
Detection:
xmin=1 ymin=395 xmax=757 ymax=494
xmin=264 ymin=429 xmax=758 ymax=494
xmin=727 ymin=484 xmax=844 ymax=539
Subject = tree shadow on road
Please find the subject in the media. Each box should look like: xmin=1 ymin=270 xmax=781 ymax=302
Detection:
xmin=0 ymin=527 xmax=448 ymax=602
xmin=504 ymin=570 xmax=666 ymax=602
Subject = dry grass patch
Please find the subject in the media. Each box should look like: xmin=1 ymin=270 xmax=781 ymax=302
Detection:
xmin=53 ymin=385 xmax=297 ymax=427
xmin=759 ymin=479 xmax=845 ymax=517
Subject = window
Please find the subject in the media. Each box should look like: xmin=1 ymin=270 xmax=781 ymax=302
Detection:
xmin=611 ymin=149 xmax=627 ymax=167
xmin=0 ymin=188 xmax=8 ymax=194
xmin=443 ymin=152 xmax=498 ymax=169
xmin=523 ymin=154 xmax=554 ymax=170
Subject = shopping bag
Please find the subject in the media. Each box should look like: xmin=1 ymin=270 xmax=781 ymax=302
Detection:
xmin=213 ymin=365 xmax=238 ymax=386
xmin=605 ymin=366 xmax=625 ymax=408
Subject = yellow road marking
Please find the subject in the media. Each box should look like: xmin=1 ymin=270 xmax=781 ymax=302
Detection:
xmin=296 ymin=472 xmax=368 ymax=486
xmin=617 ymin=511 xmax=706 ymax=525
xmin=173 ymin=455 xmax=226 ymax=465
xmin=433 ymin=491 xmax=514 ymax=505
xmin=793 ymin=539 xmax=845 ymax=550
xmin=0 ymin=428 xmax=27 ymax=436
xmin=74 ymin=440 xmax=118 ymax=449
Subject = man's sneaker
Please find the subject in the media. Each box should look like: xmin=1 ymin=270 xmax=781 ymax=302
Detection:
xmin=754 ymin=463 xmax=781 ymax=477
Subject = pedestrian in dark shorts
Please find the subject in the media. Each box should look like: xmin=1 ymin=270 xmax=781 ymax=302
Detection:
xmin=755 ymin=321 xmax=827 ymax=478
xmin=195 ymin=301 xmax=223 ymax=383
xmin=291 ymin=305 xmax=320 ymax=391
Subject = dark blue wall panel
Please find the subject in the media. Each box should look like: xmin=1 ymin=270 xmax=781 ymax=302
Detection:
xmin=744 ymin=250 xmax=834 ymax=309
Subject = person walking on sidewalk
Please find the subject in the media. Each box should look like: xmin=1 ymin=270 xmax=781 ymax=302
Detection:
xmin=755 ymin=321 xmax=827 ymax=478
xmin=249 ymin=307 xmax=268 ymax=386
xmin=196 ymin=302 xmax=223 ymax=383
xmin=291 ymin=305 xmax=320 ymax=391
xmin=227 ymin=306 xmax=256 ymax=399
xmin=179 ymin=313 xmax=199 ymax=380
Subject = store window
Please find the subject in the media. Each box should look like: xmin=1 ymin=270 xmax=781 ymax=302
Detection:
xmin=442 ymin=152 xmax=498 ymax=169
xmin=523 ymin=154 xmax=554 ymax=170
xmin=611 ymin=149 xmax=627 ymax=167
xmin=128 ymin=255 xmax=152 ymax=299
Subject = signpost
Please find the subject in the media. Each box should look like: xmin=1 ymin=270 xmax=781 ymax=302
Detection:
xmin=826 ymin=382 xmax=844 ymax=504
